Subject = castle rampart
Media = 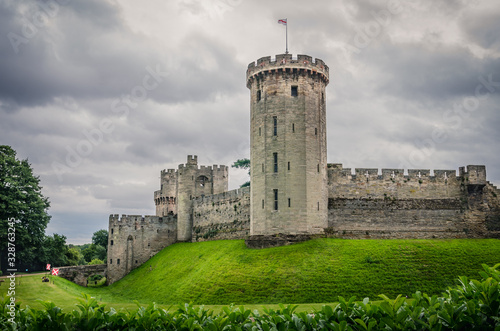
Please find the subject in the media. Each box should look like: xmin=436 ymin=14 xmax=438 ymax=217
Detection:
xmin=192 ymin=187 xmax=250 ymax=242
xmin=326 ymin=164 xmax=498 ymax=239
xmin=107 ymin=214 xmax=177 ymax=284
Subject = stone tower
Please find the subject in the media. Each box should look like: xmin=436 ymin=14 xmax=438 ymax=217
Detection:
xmin=246 ymin=54 xmax=330 ymax=236
xmin=154 ymin=155 xmax=229 ymax=242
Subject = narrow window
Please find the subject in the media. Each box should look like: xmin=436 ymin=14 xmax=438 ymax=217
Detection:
xmin=288 ymin=162 xmax=290 ymax=171
xmin=117 ymin=259 xmax=120 ymax=265
xmin=148 ymin=243 xmax=151 ymax=247
xmin=315 ymin=128 xmax=318 ymax=136
xmin=259 ymin=127 xmax=261 ymax=136
xmin=317 ymin=164 xmax=320 ymax=173
xmin=291 ymin=86 xmax=298 ymax=97
xmin=273 ymin=153 xmax=278 ymax=173
xmin=262 ymin=163 xmax=264 ymax=172
xmin=274 ymin=189 xmax=279 ymax=210
xmin=110 ymin=240 xmax=114 ymax=246
xmin=292 ymin=123 xmax=295 ymax=133
xmin=321 ymin=92 xmax=324 ymax=104
xmin=110 ymin=259 xmax=112 ymax=264
xmin=318 ymin=202 xmax=320 ymax=210
xmin=273 ymin=116 xmax=277 ymax=136
xmin=111 ymin=228 xmax=114 ymax=234
xmin=135 ymin=260 xmax=138 ymax=264
xmin=288 ymin=198 xmax=291 ymax=208
xmin=262 ymin=199 xmax=264 ymax=209
xmin=257 ymin=90 xmax=261 ymax=102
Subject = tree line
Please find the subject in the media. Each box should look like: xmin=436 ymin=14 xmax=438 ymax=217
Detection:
xmin=0 ymin=145 xmax=108 ymax=274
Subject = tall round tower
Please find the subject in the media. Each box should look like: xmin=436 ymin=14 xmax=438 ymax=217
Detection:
xmin=246 ymin=53 xmax=329 ymax=236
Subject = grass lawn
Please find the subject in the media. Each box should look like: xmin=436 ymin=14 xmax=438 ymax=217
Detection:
xmin=2 ymin=238 xmax=499 ymax=312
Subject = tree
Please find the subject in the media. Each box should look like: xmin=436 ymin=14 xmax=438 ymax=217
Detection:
xmin=0 ymin=145 xmax=51 ymax=272
xmin=65 ymin=248 xmax=82 ymax=266
xmin=92 ymin=229 xmax=108 ymax=251
xmin=82 ymin=244 xmax=107 ymax=263
xmin=40 ymin=234 xmax=68 ymax=268
xmin=231 ymin=158 xmax=250 ymax=188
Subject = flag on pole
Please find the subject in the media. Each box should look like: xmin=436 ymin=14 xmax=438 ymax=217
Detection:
xmin=46 ymin=264 xmax=51 ymax=270
xmin=52 ymin=268 xmax=59 ymax=276
xmin=278 ymin=19 xmax=287 ymax=25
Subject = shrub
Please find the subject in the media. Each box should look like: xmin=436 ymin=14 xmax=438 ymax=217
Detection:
xmin=88 ymin=258 xmax=104 ymax=265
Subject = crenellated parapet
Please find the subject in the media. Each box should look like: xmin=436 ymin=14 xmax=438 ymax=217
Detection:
xmin=193 ymin=186 xmax=250 ymax=205
xmin=328 ymin=163 xmax=460 ymax=184
xmin=246 ymin=54 xmax=329 ymax=88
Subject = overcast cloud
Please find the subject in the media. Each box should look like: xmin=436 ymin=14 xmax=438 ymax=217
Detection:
xmin=1 ymin=0 xmax=499 ymax=244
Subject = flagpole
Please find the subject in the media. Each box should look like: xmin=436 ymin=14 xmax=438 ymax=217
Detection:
xmin=285 ymin=18 xmax=288 ymax=54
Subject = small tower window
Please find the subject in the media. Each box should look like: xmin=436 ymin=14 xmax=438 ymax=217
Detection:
xmin=259 ymin=127 xmax=261 ymax=136
xmin=292 ymin=123 xmax=295 ymax=133
xmin=262 ymin=163 xmax=264 ymax=172
xmin=315 ymin=128 xmax=318 ymax=136
xmin=273 ymin=153 xmax=278 ymax=173
xmin=262 ymin=199 xmax=264 ymax=209
xmin=117 ymin=259 xmax=120 ymax=265
xmin=111 ymin=228 xmax=114 ymax=234
xmin=288 ymin=162 xmax=290 ymax=171
xmin=257 ymin=90 xmax=261 ymax=102
xmin=273 ymin=116 xmax=277 ymax=136
xmin=291 ymin=86 xmax=298 ymax=97
xmin=288 ymin=198 xmax=291 ymax=207
xmin=317 ymin=164 xmax=320 ymax=173
xmin=274 ymin=189 xmax=279 ymax=210
xmin=110 ymin=240 xmax=114 ymax=246
xmin=110 ymin=259 xmax=112 ymax=264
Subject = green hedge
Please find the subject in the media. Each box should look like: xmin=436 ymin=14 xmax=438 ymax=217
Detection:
xmin=2 ymin=264 xmax=500 ymax=330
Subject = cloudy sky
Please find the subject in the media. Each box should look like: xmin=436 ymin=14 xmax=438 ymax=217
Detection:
xmin=1 ymin=0 xmax=499 ymax=244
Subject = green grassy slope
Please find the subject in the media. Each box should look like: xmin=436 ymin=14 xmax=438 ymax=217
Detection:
xmin=4 ymin=238 xmax=499 ymax=309
xmin=104 ymin=238 xmax=500 ymax=305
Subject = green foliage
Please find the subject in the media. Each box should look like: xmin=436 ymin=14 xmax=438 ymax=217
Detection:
xmin=2 ymin=265 xmax=500 ymax=329
xmin=65 ymin=248 xmax=82 ymax=266
xmin=92 ymin=229 xmax=108 ymax=251
xmin=232 ymin=158 xmax=250 ymax=187
xmin=88 ymin=258 xmax=104 ymax=265
xmin=0 ymin=145 xmax=51 ymax=271
xmin=82 ymin=244 xmax=107 ymax=263
xmin=41 ymin=233 xmax=69 ymax=267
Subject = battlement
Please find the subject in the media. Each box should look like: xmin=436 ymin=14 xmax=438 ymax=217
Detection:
xmin=160 ymin=169 xmax=176 ymax=176
xmin=193 ymin=186 xmax=250 ymax=205
xmin=327 ymin=164 xmax=467 ymax=183
xmin=459 ymin=165 xmax=487 ymax=185
xmin=246 ymin=54 xmax=329 ymax=88
xmin=108 ymin=214 xmax=176 ymax=227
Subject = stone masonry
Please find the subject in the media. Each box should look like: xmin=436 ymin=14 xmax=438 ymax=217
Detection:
xmin=103 ymin=53 xmax=500 ymax=285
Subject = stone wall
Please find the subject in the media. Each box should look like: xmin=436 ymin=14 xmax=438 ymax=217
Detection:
xmin=326 ymin=164 xmax=500 ymax=239
xmin=192 ymin=187 xmax=250 ymax=242
xmin=56 ymin=264 xmax=107 ymax=287
xmin=107 ymin=214 xmax=177 ymax=284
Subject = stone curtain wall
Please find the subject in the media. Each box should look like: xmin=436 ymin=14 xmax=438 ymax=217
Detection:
xmin=107 ymin=214 xmax=177 ymax=284
xmin=56 ymin=264 xmax=107 ymax=287
xmin=192 ymin=187 xmax=250 ymax=242
xmin=326 ymin=164 xmax=500 ymax=239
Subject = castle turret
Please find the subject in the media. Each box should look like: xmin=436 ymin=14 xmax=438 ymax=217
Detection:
xmin=247 ymin=54 xmax=329 ymax=235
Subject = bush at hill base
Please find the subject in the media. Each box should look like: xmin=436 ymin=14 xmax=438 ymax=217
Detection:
xmin=2 ymin=263 xmax=500 ymax=330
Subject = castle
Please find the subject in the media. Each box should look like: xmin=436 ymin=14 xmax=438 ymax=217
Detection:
xmin=106 ymin=54 xmax=500 ymax=284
